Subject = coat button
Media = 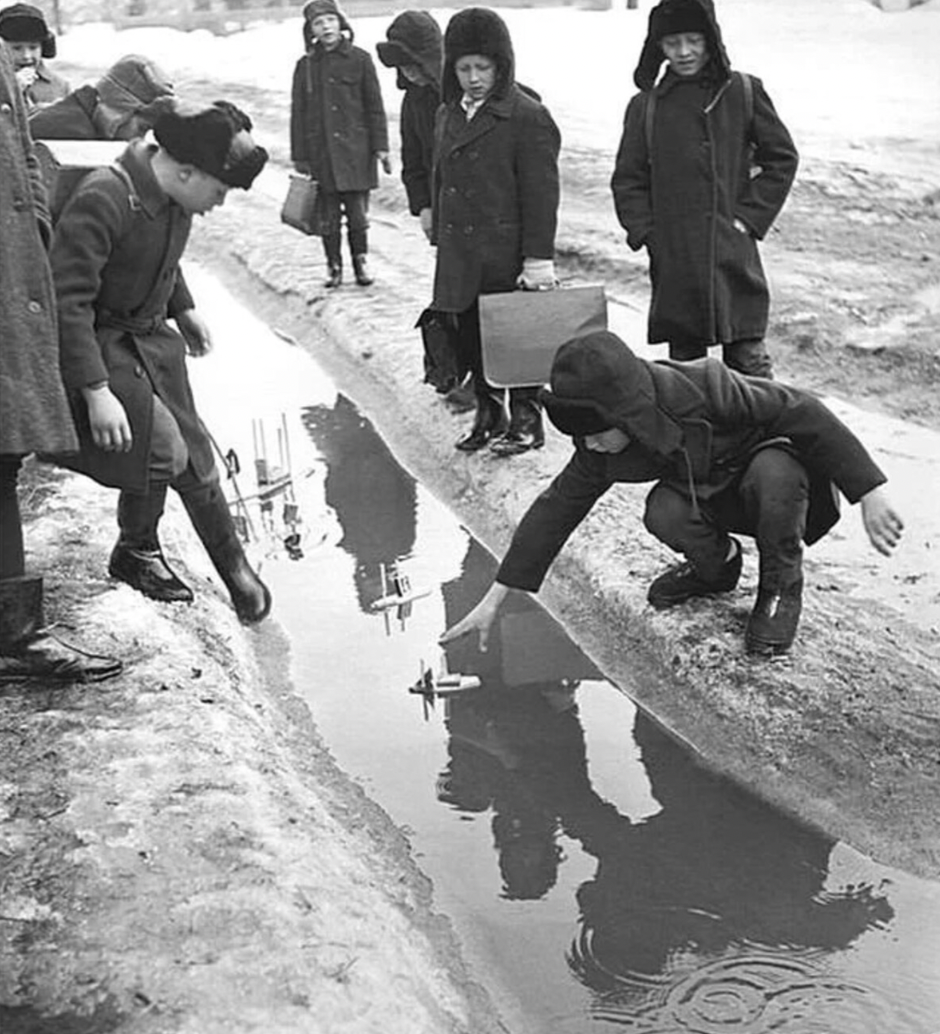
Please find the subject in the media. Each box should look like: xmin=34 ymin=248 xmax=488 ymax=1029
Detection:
xmin=134 ymin=365 xmax=143 ymax=377
xmin=27 ymin=300 xmax=42 ymax=314
xmin=0 ymin=102 xmax=11 ymax=115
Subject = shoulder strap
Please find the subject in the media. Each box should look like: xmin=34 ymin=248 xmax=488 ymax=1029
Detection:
xmin=109 ymin=160 xmax=141 ymax=213
xmin=644 ymin=90 xmax=656 ymax=159
xmin=739 ymin=71 xmax=753 ymax=128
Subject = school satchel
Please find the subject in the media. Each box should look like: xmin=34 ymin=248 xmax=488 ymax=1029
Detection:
xmin=479 ymin=284 xmax=608 ymax=388
xmin=280 ymin=174 xmax=324 ymax=236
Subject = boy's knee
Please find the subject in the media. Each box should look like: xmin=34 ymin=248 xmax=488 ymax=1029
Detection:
xmin=643 ymin=484 xmax=691 ymax=541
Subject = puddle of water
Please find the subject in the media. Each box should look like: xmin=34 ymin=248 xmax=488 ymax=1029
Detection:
xmin=185 ymin=262 xmax=940 ymax=1034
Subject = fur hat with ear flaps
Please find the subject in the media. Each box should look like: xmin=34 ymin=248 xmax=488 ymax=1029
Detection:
xmin=442 ymin=7 xmax=514 ymax=104
xmin=632 ymin=0 xmax=731 ymax=91
xmin=153 ymin=101 xmax=268 ymax=190
xmin=302 ymin=0 xmax=353 ymax=48
xmin=0 ymin=3 xmax=56 ymax=58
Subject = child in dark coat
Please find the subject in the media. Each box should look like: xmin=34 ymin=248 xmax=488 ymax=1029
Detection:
xmin=291 ymin=0 xmax=390 ymax=288
xmin=0 ymin=3 xmax=68 ymax=110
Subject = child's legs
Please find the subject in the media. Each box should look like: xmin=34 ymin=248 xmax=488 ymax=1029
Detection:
xmin=643 ymin=484 xmax=732 ymax=581
xmin=320 ymin=191 xmax=343 ymax=266
xmin=0 ymin=455 xmax=25 ymax=579
xmin=341 ymin=191 xmax=370 ymax=255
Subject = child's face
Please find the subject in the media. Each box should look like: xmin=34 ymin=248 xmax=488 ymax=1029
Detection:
xmin=309 ymin=13 xmax=341 ymax=48
xmin=7 ymin=40 xmax=42 ymax=70
xmin=400 ymin=64 xmax=429 ymax=87
xmin=455 ymin=54 xmax=496 ymax=103
xmin=168 ymin=165 xmax=231 ymax=215
xmin=660 ymin=32 xmax=709 ymax=77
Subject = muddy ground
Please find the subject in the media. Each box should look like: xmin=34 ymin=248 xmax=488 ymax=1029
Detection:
xmin=1 ymin=56 xmax=938 ymax=1033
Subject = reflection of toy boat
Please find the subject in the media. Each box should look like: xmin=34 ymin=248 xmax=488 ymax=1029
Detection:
xmin=370 ymin=561 xmax=431 ymax=612
xmin=408 ymin=660 xmax=481 ymax=701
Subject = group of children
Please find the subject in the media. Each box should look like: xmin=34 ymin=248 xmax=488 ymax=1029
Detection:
xmin=0 ymin=0 xmax=904 ymax=688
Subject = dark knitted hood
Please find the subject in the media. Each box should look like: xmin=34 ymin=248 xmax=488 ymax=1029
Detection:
xmin=376 ymin=10 xmax=442 ymax=91
xmin=540 ymin=331 xmax=703 ymax=456
xmin=633 ymin=0 xmax=730 ymax=91
xmin=442 ymin=7 xmax=514 ymax=104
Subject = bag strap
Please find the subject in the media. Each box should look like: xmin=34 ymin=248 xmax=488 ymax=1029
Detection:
xmin=645 ymin=70 xmax=753 ymax=158
xmin=109 ymin=160 xmax=142 ymax=214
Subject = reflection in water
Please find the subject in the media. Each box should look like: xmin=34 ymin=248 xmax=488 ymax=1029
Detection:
xmin=296 ymin=387 xmax=932 ymax=1034
xmin=301 ymin=398 xmax=417 ymax=615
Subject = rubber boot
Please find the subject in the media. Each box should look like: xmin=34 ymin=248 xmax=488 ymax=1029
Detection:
xmin=0 ymin=576 xmax=122 ymax=684
xmin=323 ymin=234 xmax=343 ymax=288
xmin=455 ymin=382 xmax=508 ymax=452
xmin=180 ymin=481 xmax=271 ymax=625
xmin=109 ymin=486 xmax=193 ymax=603
xmin=491 ymin=388 xmax=545 ymax=457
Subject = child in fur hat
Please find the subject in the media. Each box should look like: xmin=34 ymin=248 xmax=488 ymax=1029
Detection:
xmin=291 ymin=0 xmax=390 ymax=287
xmin=0 ymin=2 xmax=68 ymax=109
xmin=431 ymin=7 xmax=561 ymax=458
xmin=49 ymin=101 xmax=274 ymax=626
xmin=611 ymin=0 xmax=798 ymax=378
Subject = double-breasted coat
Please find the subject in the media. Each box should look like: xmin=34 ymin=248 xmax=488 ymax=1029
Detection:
xmin=50 ymin=140 xmax=212 ymax=494
xmin=431 ymin=85 xmax=560 ymax=314
xmin=611 ymin=0 xmax=797 ymax=348
xmin=0 ymin=41 xmax=76 ymax=457
xmin=290 ymin=38 xmax=388 ymax=194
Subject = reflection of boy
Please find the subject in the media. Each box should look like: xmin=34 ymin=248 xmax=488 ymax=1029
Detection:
xmin=0 ymin=3 xmax=68 ymax=109
xmin=611 ymin=0 xmax=798 ymax=378
xmin=50 ymin=102 xmax=273 ymax=625
xmin=291 ymin=0 xmax=390 ymax=288
xmin=442 ymin=331 xmax=903 ymax=658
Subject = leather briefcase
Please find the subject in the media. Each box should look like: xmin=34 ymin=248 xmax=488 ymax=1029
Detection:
xmin=479 ymin=284 xmax=608 ymax=388
xmin=280 ymin=174 xmax=324 ymax=237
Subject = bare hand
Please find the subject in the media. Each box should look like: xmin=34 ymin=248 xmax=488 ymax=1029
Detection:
xmin=377 ymin=151 xmax=393 ymax=175
xmin=419 ymin=207 xmax=433 ymax=242
xmin=733 ymin=217 xmax=751 ymax=236
xmin=83 ymin=385 xmax=132 ymax=453
xmin=15 ymin=66 xmax=37 ymax=90
xmin=859 ymin=485 xmax=904 ymax=556
xmin=175 ymin=309 xmax=213 ymax=357
xmin=439 ymin=583 xmax=510 ymax=653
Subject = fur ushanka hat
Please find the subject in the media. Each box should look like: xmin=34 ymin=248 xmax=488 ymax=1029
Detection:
xmin=441 ymin=7 xmax=514 ymax=104
xmin=632 ymin=0 xmax=730 ymax=91
xmin=154 ymin=101 xmax=268 ymax=190
xmin=301 ymin=0 xmax=353 ymax=48
xmin=96 ymin=54 xmax=174 ymax=115
xmin=0 ymin=3 xmax=56 ymax=58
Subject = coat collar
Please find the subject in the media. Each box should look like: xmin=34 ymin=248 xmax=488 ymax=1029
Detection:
xmin=118 ymin=140 xmax=171 ymax=219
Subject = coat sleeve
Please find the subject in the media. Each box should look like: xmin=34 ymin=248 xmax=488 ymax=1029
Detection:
xmin=610 ymin=92 xmax=653 ymax=252
xmin=496 ymin=450 xmax=613 ymax=592
xmin=516 ymin=101 xmax=561 ymax=261
xmin=51 ymin=178 xmax=128 ymax=391
xmin=360 ymin=52 xmax=389 ymax=155
xmin=400 ymin=91 xmax=432 ymax=215
xmin=704 ymin=362 xmax=886 ymax=503
xmin=735 ymin=76 xmax=798 ymax=240
xmin=289 ymin=58 xmax=308 ymax=164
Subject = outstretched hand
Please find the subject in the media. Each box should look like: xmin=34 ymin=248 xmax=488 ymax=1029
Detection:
xmin=175 ymin=308 xmax=213 ymax=358
xmin=439 ymin=582 xmax=510 ymax=654
xmin=859 ymin=484 xmax=904 ymax=556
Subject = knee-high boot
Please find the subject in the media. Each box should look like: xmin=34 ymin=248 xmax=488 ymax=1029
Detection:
xmin=491 ymin=387 xmax=545 ymax=457
xmin=455 ymin=380 xmax=508 ymax=453
xmin=179 ymin=480 xmax=271 ymax=625
xmin=348 ymin=227 xmax=373 ymax=286
xmin=323 ymin=234 xmax=343 ymax=288
xmin=109 ymin=486 xmax=194 ymax=603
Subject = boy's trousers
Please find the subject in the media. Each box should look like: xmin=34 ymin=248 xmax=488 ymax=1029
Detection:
xmin=644 ymin=447 xmax=809 ymax=592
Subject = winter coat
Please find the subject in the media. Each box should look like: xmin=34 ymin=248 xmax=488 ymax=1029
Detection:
xmin=290 ymin=37 xmax=388 ymax=193
xmin=49 ymin=140 xmax=210 ymax=494
xmin=432 ymin=8 xmax=559 ymax=313
xmin=28 ymin=83 xmax=99 ymax=138
xmin=610 ymin=0 xmax=798 ymax=347
xmin=496 ymin=332 xmax=885 ymax=592
xmin=0 ymin=42 xmax=76 ymax=456
xmin=376 ymin=10 xmax=442 ymax=215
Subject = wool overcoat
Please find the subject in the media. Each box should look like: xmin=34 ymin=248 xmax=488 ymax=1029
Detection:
xmin=611 ymin=0 xmax=797 ymax=347
xmin=431 ymin=85 xmax=560 ymax=314
xmin=496 ymin=333 xmax=885 ymax=593
xmin=290 ymin=37 xmax=388 ymax=193
xmin=0 ymin=42 xmax=76 ymax=456
xmin=50 ymin=140 xmax=211 ymax=495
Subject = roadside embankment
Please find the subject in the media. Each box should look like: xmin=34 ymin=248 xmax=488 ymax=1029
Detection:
xmin=189 ymin=179 xmax=940 ymax=882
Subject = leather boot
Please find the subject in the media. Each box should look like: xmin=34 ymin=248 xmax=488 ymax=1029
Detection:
xmin=455 ymin=383 xmax=508 ymax=452
xmin=180 ymin=481 xmax=271 ymax=625
xmin=323 ymin=235 xmax=343 ymax=288
xmin=491 ymin=388 xmax=545 ymax=457
xmin=352 ymin=254 xmax=374 ymax=287
xmin=0 ymin=576 xmax=122 ymax=684
xmin=745 ymin=578 xmax=803 ymax=656
xmin=109 ymin=487 xmax=193 ymax=603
